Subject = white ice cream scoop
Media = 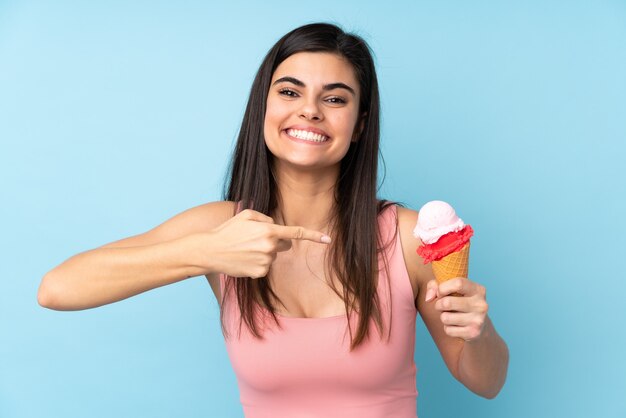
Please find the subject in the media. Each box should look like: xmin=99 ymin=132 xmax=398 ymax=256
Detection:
xmin=413 ymin=200 xmax=466 ymax=244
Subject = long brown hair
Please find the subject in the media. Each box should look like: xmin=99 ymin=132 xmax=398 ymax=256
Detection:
xmin=221 ymin=22 xmax=398 ymax=350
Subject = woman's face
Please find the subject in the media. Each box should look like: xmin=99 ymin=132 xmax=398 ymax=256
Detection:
xmin=264 ymin=52 xmax=362 ymax=171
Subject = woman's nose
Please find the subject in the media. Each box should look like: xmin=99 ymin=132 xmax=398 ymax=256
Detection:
xmin=299 ymin=99 xmax=323 ymax=121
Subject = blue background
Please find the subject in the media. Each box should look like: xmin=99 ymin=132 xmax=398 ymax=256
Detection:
xmin=2 ymin=1 xmax=625 ymax=417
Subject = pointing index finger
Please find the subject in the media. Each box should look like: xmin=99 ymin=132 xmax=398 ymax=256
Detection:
xmin=273 ymin=224 xmax=332 ymax=244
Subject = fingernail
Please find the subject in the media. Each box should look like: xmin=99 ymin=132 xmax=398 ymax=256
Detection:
xmin=425 ymin=288 xmax=435 ymax=302
xmin=321 ymin=235 xmax=332 ymax=244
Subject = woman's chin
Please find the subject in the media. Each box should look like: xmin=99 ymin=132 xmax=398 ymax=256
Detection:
xmin=273 ymin=158 xmax=340 ymax=172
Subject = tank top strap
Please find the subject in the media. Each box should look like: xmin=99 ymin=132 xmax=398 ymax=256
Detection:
xmin=378 ymin=204 xmax=418 ymax=310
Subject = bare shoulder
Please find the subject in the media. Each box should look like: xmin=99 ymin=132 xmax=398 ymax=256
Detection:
xmin=396 ymin=206 xmax=433 ymax=302
xmin=99 ymin=200 xmax=236 ymax=249
xmin=396 ymin=205 xmax=419 ymax=233
xmin=149 ymin=200 xmax=236 ymax=234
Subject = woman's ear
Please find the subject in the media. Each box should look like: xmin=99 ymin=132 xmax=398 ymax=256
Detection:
xmin=352 ymin=112 xmax=368 ymax=142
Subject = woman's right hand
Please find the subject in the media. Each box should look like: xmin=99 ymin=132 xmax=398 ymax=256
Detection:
xmin=192 ymin=209 xmax=331 ymax=278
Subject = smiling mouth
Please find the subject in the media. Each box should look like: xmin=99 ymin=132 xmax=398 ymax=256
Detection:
xmin=285 ymin=129 xmax=330 ymax=143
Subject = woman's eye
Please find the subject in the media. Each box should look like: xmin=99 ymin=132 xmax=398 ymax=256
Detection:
xmin=278 ymin=89 xmax=298 ymax=97
xmin=327 ymin=97 xmax=346 ymax=104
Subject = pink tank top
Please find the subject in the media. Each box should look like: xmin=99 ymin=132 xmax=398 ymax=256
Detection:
xmin=219 ymin=204 xmax=419 ymax=417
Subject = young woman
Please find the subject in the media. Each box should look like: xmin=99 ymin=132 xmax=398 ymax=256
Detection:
xmin=38 ymin=23 xmax=508 ymax=417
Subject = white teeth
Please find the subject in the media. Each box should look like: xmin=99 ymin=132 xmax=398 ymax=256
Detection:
xmin=287 ymin=129 xmax=328 ymax=142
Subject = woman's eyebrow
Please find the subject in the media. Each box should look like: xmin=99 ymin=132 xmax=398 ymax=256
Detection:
xmin=272 ymin=76 xmax=356 ymax=96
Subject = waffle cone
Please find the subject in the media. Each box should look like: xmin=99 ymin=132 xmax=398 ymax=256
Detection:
xmin=431 ymin=242 xmax=470 ymax=284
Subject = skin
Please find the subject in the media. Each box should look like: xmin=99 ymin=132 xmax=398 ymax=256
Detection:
xmin=38 ymin=51 xmax=508 ymax=398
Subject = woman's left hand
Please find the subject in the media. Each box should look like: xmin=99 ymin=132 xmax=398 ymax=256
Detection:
xmin=424 ymin=278 xmax=489 ymax=342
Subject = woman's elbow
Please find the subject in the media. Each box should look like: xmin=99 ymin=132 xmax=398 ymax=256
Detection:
xmin=37 ymin=273 xmax=65 ymax=310
xmin=479 ymin=384 xmax=505 ymax=400
xmin=482 ymin=349 xmax=509 ymax=399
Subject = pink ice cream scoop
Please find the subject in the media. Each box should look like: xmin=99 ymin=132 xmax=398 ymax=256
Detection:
xmin=413 ymin=200 xmax=466 ymax=244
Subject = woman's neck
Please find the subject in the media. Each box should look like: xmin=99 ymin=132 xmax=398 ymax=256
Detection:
xmin=271 ymin=162 xmax=339 ymax=234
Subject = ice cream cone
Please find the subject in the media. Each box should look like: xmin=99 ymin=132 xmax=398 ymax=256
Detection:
xmin=431 ymin=242 xmax=470 ymax=284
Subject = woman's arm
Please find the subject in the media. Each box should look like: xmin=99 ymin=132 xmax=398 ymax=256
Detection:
xmin=37 ymin=201 xmax=235 ymax=310
xmin=422 ymin=278 xmax=509 ymax=398
xmin=38 ymin=201 xmax=331 ymax=311
xmin=397 ymin=207 xmax=509 ymax=398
